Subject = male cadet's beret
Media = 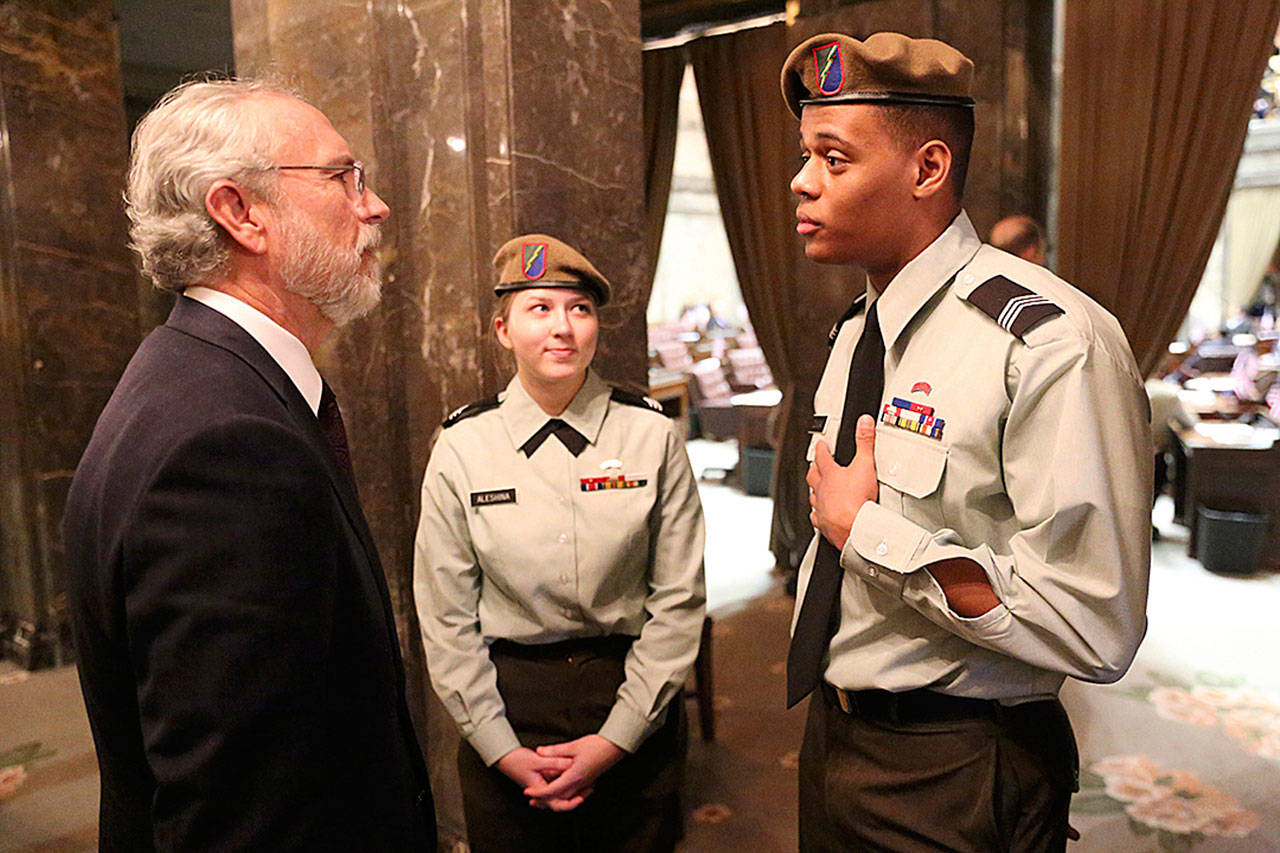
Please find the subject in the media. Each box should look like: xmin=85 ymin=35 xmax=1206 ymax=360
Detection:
xmin=780 ymin=32 xmax=974 ymax=119
xmin=492 ymin=234 xmax=612 ymax=306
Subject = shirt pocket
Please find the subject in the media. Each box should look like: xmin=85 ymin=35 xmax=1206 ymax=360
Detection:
xmin=580 ymin=472 xmax=655 ymax=556
xmin=874 ymin=425 xmax=947 ymax=523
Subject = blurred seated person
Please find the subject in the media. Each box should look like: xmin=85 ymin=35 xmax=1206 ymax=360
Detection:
xmin=1230 ymin=334 xmax=1277 ymax=402
xmin=989 ymin=214 xmax=1047 ymax=266
xmin=1223 ymin=304 xmax=1255 ymax=338
xmin=1170 ymin=332 xmax=1245 ymax=382
xmin=677 ymin=301 xmax=735 ymax=336
xmin=1145 ymin=378 xmax=1197 ymax=540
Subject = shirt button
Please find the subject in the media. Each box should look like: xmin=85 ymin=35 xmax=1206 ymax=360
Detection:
xmin=560 ymin=574 xmax=570 ymax=583
xmin=558 ymin=533 xmax=568 ymax=543
xmin=962 ymin=273 xmax=974 ymax=284
xmin=867 ymin=566 xmax=879 ymax=577
xmin=888 ymin=463 xmax=899 ymax=475
xmin=558 ymin=496 xmax=566 ymax=505
xmin=875 ymin=541 xmax=888 ymax=557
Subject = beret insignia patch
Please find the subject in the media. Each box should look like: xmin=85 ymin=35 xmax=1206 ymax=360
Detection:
xmin=814 ymin=42 xmax=843 ymax=96
xmin=522 ymin=242 xmax=547 ymax=280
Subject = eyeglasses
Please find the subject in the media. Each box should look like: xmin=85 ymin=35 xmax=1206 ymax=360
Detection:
xmin=271 ymin=161 xmax=365 ymax=198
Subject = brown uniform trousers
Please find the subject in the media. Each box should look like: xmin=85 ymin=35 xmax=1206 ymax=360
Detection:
xmin=799 ymin=686 xmax=1078 ymax=852
xmin=458 ymin=636 xmax=686 ymax=853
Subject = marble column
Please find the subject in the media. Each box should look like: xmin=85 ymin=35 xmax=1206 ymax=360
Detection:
xmin=0 ymin=2 xmax=138 ymax=668
xmin=230 ymin=1 xmax=649 ymax=843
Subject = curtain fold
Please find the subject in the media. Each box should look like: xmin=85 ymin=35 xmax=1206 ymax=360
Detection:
xmin=1057 ymin=0 xmax=1280 ymax=376
xmin=689 ymin=24 xmax=819 ymax=575
xmin=1225 ymin=185 xmax=1280 ymax=311
xmin=642 ymin=47 xmax=685 ymax=289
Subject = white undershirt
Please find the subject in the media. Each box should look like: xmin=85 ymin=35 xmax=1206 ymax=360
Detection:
xmin=184 ymin=286 xmax=323 ymax=415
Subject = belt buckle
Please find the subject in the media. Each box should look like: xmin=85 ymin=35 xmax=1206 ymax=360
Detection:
xmin=836 ymin=688 xmax=852 ymax=714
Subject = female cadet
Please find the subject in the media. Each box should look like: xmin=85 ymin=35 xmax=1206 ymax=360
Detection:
xmin=414 ymin=234 xmax=706 ymax=852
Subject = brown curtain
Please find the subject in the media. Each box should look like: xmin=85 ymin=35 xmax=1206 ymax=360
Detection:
xmin=642 ymin=46 xmax=685 ymax=284
xmin=689 ymin=24 xmax=831 ymax=574
xmin=1057 ymin=1 xmax=1280 ymax=376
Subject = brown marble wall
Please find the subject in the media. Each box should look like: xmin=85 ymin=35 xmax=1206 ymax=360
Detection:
xmin=0 ymin=2 xmax=137 ymax=668
xmin=231 ymin=1 xmax=648 ymax=843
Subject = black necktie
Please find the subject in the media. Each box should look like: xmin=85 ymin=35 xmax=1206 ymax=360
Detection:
xmin=318 ymin=381 xmax=358 ymax=488
xmin=520 ymin=418 xmax=588 ymax=457
xmin=786 ymin=301 xmax=885 ymax=708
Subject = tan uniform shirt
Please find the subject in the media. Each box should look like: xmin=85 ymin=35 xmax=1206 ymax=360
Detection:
xmin=798 ymin=212 xmax=1151 ymax=702
xmin=415 ymin=371 xmax=706 ymax=765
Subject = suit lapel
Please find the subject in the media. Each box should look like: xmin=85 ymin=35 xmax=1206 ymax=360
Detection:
xmin=165 ymin=297 xmax=389 ymax=606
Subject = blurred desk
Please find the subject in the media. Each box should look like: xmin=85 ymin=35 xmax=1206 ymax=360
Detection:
xmin=1183 ymin=374 xmax=1237 ymax=394
xmin=1171 ymin=423 xmax=1280 ymax=569
xmin=1177 ymin=383 xmax=1264 ymax=421
xmin=648 ymin=369 xmax=690 ymax=436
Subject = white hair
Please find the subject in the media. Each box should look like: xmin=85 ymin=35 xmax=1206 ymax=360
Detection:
xmin=125 ymin=77 xmax=302 ymax=292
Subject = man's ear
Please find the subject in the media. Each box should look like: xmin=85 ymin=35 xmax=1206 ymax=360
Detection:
xmin=206 ymin=180 xmax=269 ymax=255
xmin=912 ymin=139 xmax=953 ymax=201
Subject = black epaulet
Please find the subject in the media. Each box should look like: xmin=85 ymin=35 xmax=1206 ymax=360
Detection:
xmin=829 ymin=293 xmax=867 ymax=347
xmin=442 ymin=395 xmax=499 ymax=428
xmin=609 ymin=387 xmax=668 ymax=416
xmin=964 ymin=275 xmax=1064 ymax=340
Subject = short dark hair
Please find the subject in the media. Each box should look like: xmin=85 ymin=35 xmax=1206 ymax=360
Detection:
xmin=876 ymin=104 xmax=974 ymax=199
xmin=990 ymin=215 xmax=1045 ymax=257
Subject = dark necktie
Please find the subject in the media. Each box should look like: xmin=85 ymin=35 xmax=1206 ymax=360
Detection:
xmin=318 ymin=381 xmax=358 ymax=488
xmin=786 ymin=301 xmax=885 ymax=707
xmin=519 ymin=418 xmax=588 ymax=457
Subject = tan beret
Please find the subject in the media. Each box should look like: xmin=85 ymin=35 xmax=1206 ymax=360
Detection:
xmin=780 ymin=32 xmax=974 ymax=119
xmin=492 ymin=234 xmax=612 ymax=306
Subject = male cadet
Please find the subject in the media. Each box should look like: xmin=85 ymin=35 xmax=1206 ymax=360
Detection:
xmin=990 ymin=214 xmax=1049 ymax=266
xmin=781 ymin=33 xmax=1151 ymax=851
xmin=63 ymin=80 xmax=435 ymax=850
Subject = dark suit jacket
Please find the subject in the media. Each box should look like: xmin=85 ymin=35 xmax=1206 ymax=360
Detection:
xmin=64 ymin=297 xmax=436 ymax=851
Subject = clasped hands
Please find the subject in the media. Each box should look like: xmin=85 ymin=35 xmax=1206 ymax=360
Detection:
xmin=495 ymin=734 xmax=625 ymax=812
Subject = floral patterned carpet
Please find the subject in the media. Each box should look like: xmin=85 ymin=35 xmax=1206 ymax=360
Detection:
xmin=679 ymin=512 xmax=1280 ymax=852
xmin=3 ymin=502 xmax=1278 ymax=852
xmin=1058 ymin=516 xmax=1280 ymax=852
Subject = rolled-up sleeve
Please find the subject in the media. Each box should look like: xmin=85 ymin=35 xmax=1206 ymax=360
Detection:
xmin=413 ymin=436 xmax=521 ymax=766
xmin=601 ymin=420 xmax=707 ymax=752
xmin=842 ymin=332 xmax=1151 ymax=683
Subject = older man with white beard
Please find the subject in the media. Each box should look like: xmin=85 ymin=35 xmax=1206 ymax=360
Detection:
xmin=63 ymin=79 xmax=436 ymax=852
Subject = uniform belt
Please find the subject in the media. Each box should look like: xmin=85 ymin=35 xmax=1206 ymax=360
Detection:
xmin=489 ymin=634 xmax=635 ymax=662
xmin=821 ymin=683 xmax=1010 ymax=723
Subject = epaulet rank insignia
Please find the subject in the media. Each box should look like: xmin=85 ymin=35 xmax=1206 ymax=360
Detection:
xmin=829 ymin=293 xmax=867 ymax=347
xmin=965 ymin=275 xmax=1064 ymax=340
xmin=442 ymin=395 xmax=499 ymax=428
xmin=609 ymin=387 xmax=668 ymax=416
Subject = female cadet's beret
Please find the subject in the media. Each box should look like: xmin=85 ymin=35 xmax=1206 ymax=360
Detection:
xmin=492 ymin=234 xmax=612 ymax=306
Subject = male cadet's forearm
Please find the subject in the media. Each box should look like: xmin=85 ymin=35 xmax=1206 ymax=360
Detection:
xmin=926 ymin=557 xmax=1000 ymax=617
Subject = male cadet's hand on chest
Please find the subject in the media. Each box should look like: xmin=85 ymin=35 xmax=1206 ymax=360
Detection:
xmin=807 ymin=414 xmax=878 ymax=551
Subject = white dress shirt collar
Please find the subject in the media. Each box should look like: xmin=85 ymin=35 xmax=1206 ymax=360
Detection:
xmin=184 ymin=286 xmax=324 ymax=415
